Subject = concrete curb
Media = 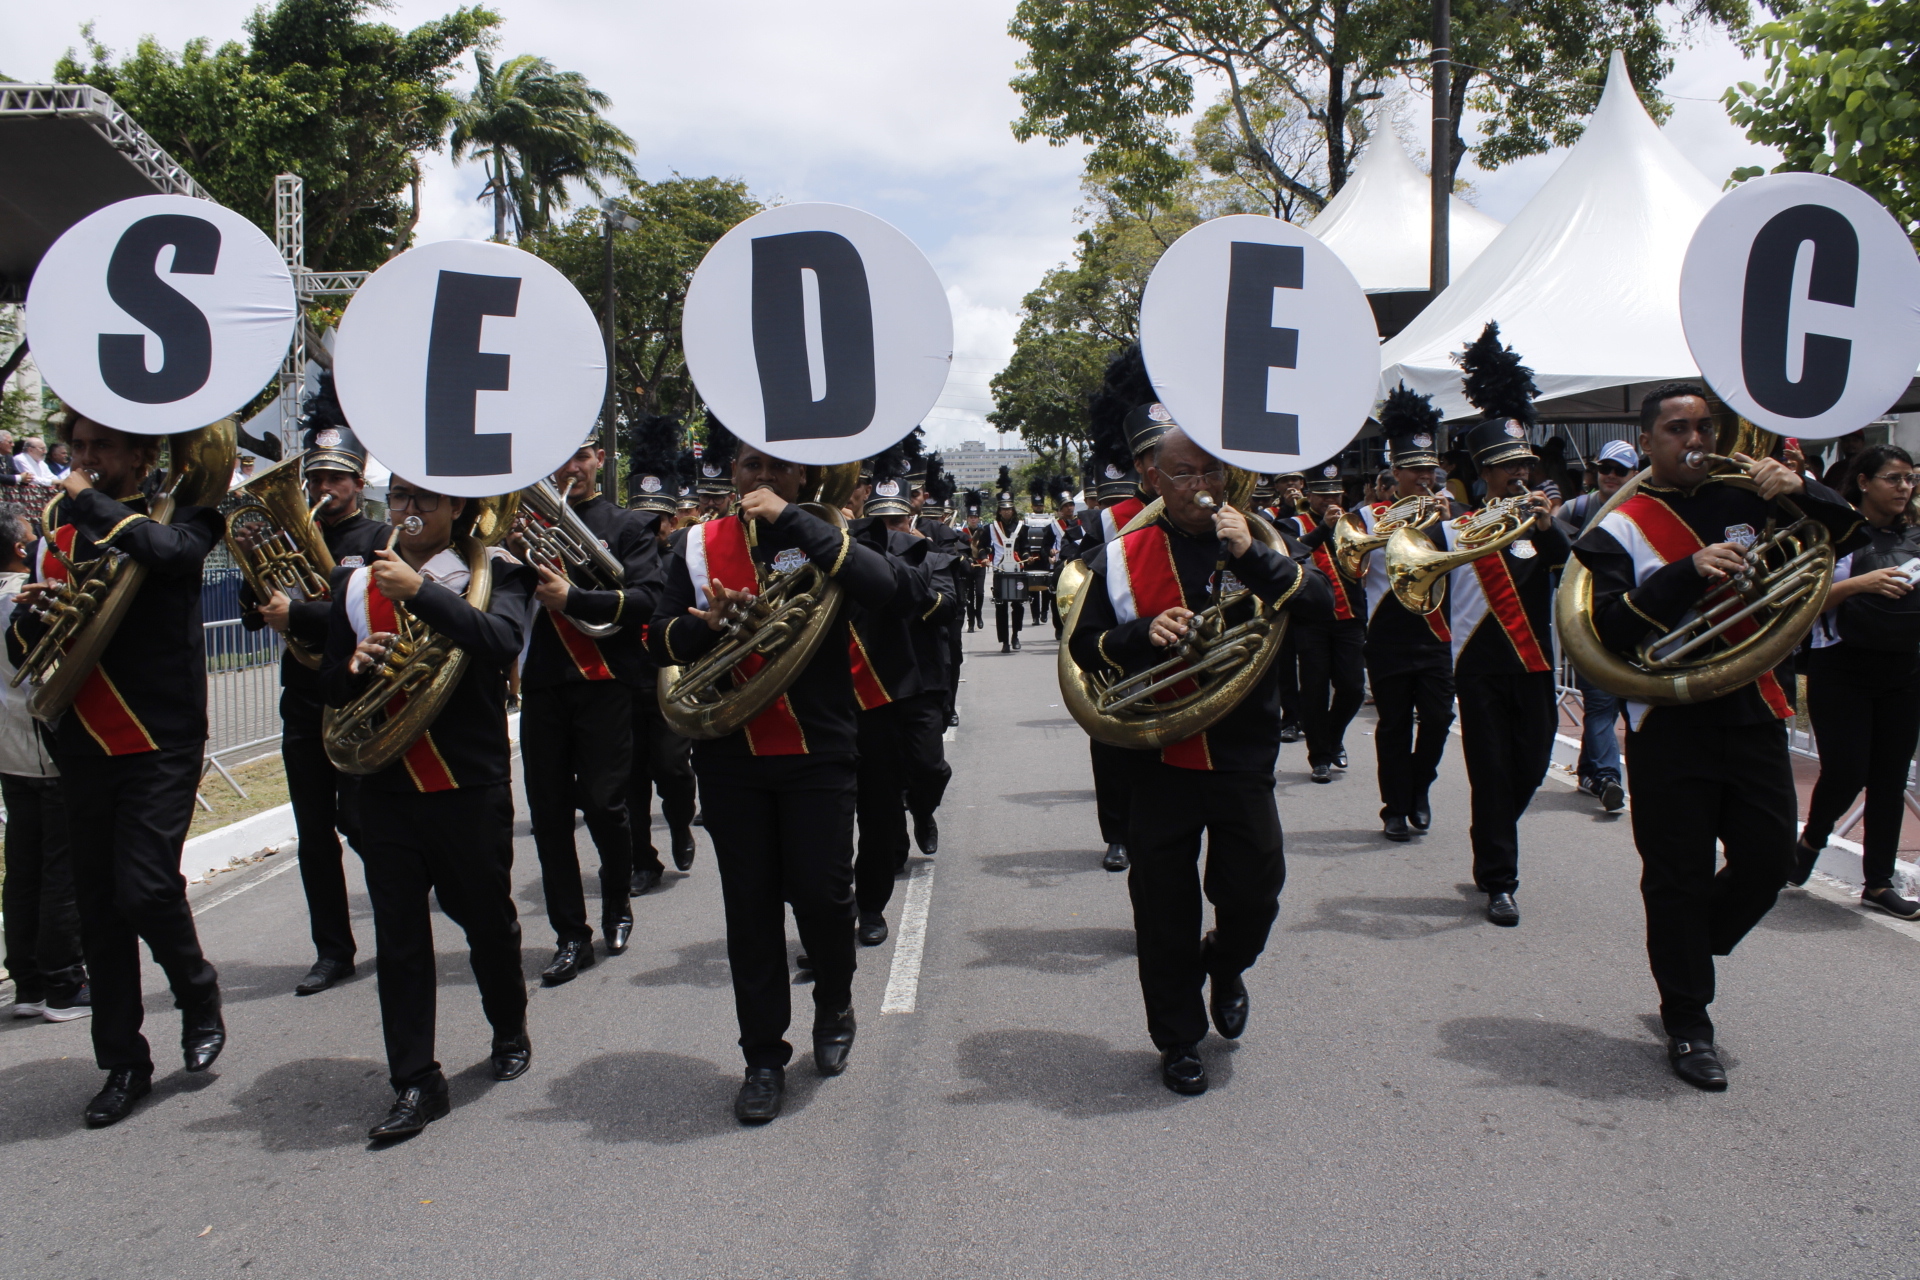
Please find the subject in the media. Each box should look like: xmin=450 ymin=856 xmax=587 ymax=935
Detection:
xmin=181 ymin=803 xmax=297 ymax=882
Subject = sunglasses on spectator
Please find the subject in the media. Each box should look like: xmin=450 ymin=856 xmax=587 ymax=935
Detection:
xmin=1595 ymin=463 xmax=1630 ymax=477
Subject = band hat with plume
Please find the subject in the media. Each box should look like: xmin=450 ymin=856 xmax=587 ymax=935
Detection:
xmin=298 ymin=369 xmax=367 ymax=477
xmin=995 ymin=465 xmax=1015 ymax=510
xmin=963 ymin=487 xmax=983 ymax=516
xmin=1456 ymin=321 xmax=1539 ymax=467
xmin=921 ymin=453 xmax=955 ymax=513
xmin=696 ymin=416 xmax=739 ymax=495
xmin=628 ymin=414 xmax=683 ymax=513
xmin=866 ymin=439 xmax=914 ymax=517
xmin=1378 ymin=381 xmax=1446 ymax=468
xmin=1088 ymin=345 xmax=1149 ymax=502
xmin=901 ymin=427 xmax=928 ymax=486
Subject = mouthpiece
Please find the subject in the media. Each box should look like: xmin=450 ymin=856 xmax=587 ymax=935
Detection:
xmin=1195 ymin=493 xmax=1218 ymax=510
xmin=399 ymin=515 xmax=423 ymax=536
xmin=1683 ymin=450 xmax=1708 ymax=470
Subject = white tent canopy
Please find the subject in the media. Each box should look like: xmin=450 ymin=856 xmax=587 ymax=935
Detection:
xmin=1378 ymin=52 xmax=1721 ymax=420
xmin=1306 ymin=129 xmax=1505 ymax=293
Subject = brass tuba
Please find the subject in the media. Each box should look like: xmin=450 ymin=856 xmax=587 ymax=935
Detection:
xmin=511 ymin=478 xmax=628 ymax=638
xmin=11 ymin=419 xmax=237 ymax=723
xmin=657 ymin=463 xmax=860 ymax=740
xmin=223 ymin=454 xmax=337 ymax=669
xmin=322 ymin=495 xmax=516 ymax=775
xmin=1382 ymin=494 xmax=1541 ymax=615
xmin=1555 ymin=454 xmax=1834 ymax=705
xmin=1058 ymin=495 xmax=1300 ymax=750
xmin=1331 ymin=492 xmax=1448 ymax=581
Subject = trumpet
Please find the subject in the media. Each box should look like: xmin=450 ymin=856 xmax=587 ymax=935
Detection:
xmin=1383 ymin=493 xmax=1541 ymax=615
xmin=511 ymin=477 xmax=627 ymax=638
xmin=1331 ymin=492 xmax=1448 ymax=581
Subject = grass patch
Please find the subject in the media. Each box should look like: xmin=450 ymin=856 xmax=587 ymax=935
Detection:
xmin=190 ymin=753 xmax=291 ymax=840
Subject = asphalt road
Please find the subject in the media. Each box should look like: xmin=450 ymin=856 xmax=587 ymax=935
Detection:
xmin=5 ymin=624 xmax=1920 ymax=1279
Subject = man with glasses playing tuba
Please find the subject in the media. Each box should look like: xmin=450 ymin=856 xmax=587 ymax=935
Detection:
xmin=323 ymin=478 xmax=536 ymax=1140
xmin=1067 ymin=417 xmax=1331 ymax=1097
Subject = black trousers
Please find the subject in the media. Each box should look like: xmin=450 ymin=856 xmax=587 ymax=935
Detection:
xmin=1091 ymin=739 xmax=1134 ymax=846
xmin=945 ymin=616 xmax=964 ymax=720
xmin=995 ymin=599 xmax=1024 ymax=644
xmin=855 ymin=703 xmax=912 ymax=915
xmin=697 ymin=753 xmax=857 ymax=1069
xmin=1030 ymin=588 xmax=1050 ymax=626
xmin=1295 ymin=618 xmax=1366 ymax=768
xmin=1625 ymin=718 xmax=1795 ymax=1042
xmin=1277 ymin=630 xmax=1301 ymax=729
xmin=1126 ymin=764 xmax=1286 ymax=1049
xmin=360 ymin=784 xmax=525 ymax=1090
xmin=1804 ymin=655 xmax=1920 ymax=888
xmin=1 ymin=773 xmax=84 ymax=1004
xmin=1366 ymin=646 xmax=1456 ymax=818
xmin=1455 ymin=670 xmax=1557 ymax=895
xmin=630 ymin=684 xmax=697 ymax=876
xmin=523 ymin=681 xmax=633 ymax=943
xmin=60 ymin=744 xmax=217 ymax=1074
xmin=282 ymin=727 xmax=363 ymax=965
xmin=899 ymin=690 xmax=952 ymax=819
xmin=965 ymin=570 xmax=984 ymax=629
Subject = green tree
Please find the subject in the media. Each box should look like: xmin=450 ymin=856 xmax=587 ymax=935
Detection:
xmin=55 ymin=0 xmax=499 ymax=270
xmin=526 ymin=175 xmax=761 ymax=446
xmin=449 ymin=51 xmax=637 ymax=242
xmin=1724 ymin=0 xmax=1920 ymax=236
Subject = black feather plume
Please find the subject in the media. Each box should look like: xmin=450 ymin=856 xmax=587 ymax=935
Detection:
xmin=900 ymin=427 xmax=927 ymax=474
xmin=631 ymin=414 xmax=681 ymax=476
xmin=1456 ymin=322 xmax=1539 ymax=426
xmin=699 ymin=415 xmax=737 ymax=470
xmin=1027 ymin=474 xmax=1047 ymax=505
xmin=1378 ymin=383 xmax=1444 ymax=438
xmin=997 ymin=465 xmax=1012 ymax=495
xmin=869 ymin=439 xmax=910 ymax=485
xmin=963 ymin=488 xmax=983 ymax=515
xmin=1086 ymin=344 xmax=1154 ymax=471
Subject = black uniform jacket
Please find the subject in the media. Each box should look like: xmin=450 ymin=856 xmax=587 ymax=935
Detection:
xmin=645 ymin=503 xmax=905 ymax=760
xmin=241 ymin=510 xmax=390 ymax=730
xmin=1440 ymin=513 xmax=1569 ymax=675
xmin=521 ymin=493 xmax=664 ymax=692
xmin=1572 ymin=475 xmax=1863 ymax=727
xmin=845 ymin=517 xmax=952 ymax=706
xmin=8 ymin=489 xmax=224 ymax=758
xmin=912 ymin=514 xmax=966 ymax=684
xmin=1296 ymin=508 xmax=1370 ymax=625
xmin=1069 ymin=514 xmax=1333 ymax=773
xmin=321 ymin=548 xmax=536 ymax=793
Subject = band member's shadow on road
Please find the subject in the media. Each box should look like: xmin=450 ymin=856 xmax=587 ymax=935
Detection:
xmin=205 ymin=959 xmax=372 ymax=1006
xmin=1525 ymin=785 xmax=1628 ymax=822
xmin=1284 ymin=828 xmax=1400 ymax=858
xmin=518 ymin=1051 xmax=809 ymax=1143
xmin=0 ymin=1057 xmax=208 ymax=1145
xmin=1760 ymin=889 xmax=1871 ymax=935
xmin=946 ymin=1030 xmax=1233 ymax=1117
xmin=628 ymin=937 xmax=734 ymax=989
xmin=1000 ymin=789 xmax=1096 ymax=811
xmin=1288 ymin=891 xmax=1483 ymax=940
xmin=181 ymin=1056 xmax=397 ymax=1151
xmin=976 ymin=847 xmax=1110 ymax=888
xmin=1434 ymin=1016 xmax=1693 ymax=1102
xmin=964 ymin=926 xmax=1134 ymax=975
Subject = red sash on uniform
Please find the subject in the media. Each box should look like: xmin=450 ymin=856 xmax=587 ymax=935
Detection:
xmin=1113 ymin=523 xmax=1212 ymax=771
xmin=1614 ymin=493 xmax=1794 ymax=718
xmin=1102 ymin=496 xmax=1147 ymax=542
xmin=697 ymin=517 xmax=809 ymax=755
xmin=1294 ymin=510 xmax=1356 ymax=622
xmin=364 ymin=576 xmax=459 ymax=791
xmin=847 ymin=624 xmax=890 ymax=710
xmin=1468 ymin=552 xmax=1550 ymax=672
xmin=546 ymin=611 xmax=613 ymax=681
xmin=38 ymin=525 xmax=155 ymax=756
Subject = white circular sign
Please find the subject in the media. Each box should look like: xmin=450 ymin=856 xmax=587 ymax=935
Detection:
xmin=1680 ymin=172 xmax=1920 ymax=440
xmin=332 ymin=239 xmax=605 ymax=497
xmin=25 ymin=194 xmax=297 ymax=436
xmin=681 ymin=203 xmax=952 ymax=465
xmin=1138 ymin=215 xmax=1378 ymax=472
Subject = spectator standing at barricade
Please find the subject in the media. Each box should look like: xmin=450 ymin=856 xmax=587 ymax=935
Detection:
xmin=1794 ymin=444 xmax=1920 ymax=918
xmin=46 ymin=442 xmax=70 ymax=480
xmin=0 ymin=504 xmax=86 ymax=1021
xmin=1555 ymin=439 xmax=1638 ymax=813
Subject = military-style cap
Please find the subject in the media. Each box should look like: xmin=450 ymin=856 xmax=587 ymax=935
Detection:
xmin=1123 ymin=401 xmax=1177 ymax=458
xmin=628 ymin=415 xmax=682 ymax=515
xmin=298 ymin=370 xmax=366 ymax=477
xmin=1304 ymin=461 xmax=1347 ymax=495
xmin=1461 ymin=418 xmax=1536 ymax=468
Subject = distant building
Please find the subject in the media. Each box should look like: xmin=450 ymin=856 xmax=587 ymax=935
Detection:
xmin=943 ymin=439 xmax=1037 ymax=495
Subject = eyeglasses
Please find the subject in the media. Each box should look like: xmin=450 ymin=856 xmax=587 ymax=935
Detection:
xmin=1595 ymin=463 xmax=1630 ymax=477
xmin=1162 ymin=468 xmax=1226 ymax=490
xmin=387 ymin=490 xmax=441 ymax=512
xmin=1870 ymin=472 xmax=1919 ymax=488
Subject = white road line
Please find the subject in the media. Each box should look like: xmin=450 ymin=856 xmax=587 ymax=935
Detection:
xmin=881 ymin=860 xmax=935 ymax=1014
xmin=192 ymin=853 xmax=299 ymax=916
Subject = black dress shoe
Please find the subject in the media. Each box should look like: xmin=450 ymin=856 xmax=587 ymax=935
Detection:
xmin=1278 ymin=722 xmax=1301 ymax=743
xmin=84 ymin=1067 xmax=153 ymax=1128
xmin=294 ymin=957 xmax=354 ymax=996
xmin=1012 ymin=635 xmax=1021 ymax=650
xmin=1160 ymin=1045 xmax=1208 ymax=1095
xmin=856 ymin=912 xmax=889 ymax=946
xmin=369 ymin=1073 xmax=451 ymax=1140
xmin=1383 ymin=814 xmax=1411 ymax=842
xmin=1487 ymin=892 xmax=1520 ymax=927
xmin=1001 ymin=641 xmax=1011 ymax=653
xmin=1310 ymin=762 xmax=1332 ymax=783
xmin=1204 ymin=935 xmax=1249 ymax=1039
xmin=794 ymin=952 xmax=813 ymax=971
xmin=814 ymin=1008 xmax=856 ymax=1076
xmin=670 ymin=826 xmax=697 ymax=872
xmin=181 ymin=996 xmax=226 ymax=1073
xmin=735 ymin=1066 xmax=785 ymax=1123
xmin=947 ymin=711 xmax=959 ymax=727
xmin=1787 ymin=838 xmax=1822 ymax=886
xmin=1333 ymin=748 xmax=1348 ymax=769
xmin=630 ymin=864 xmax=664 ymax=896
xmin=602 ymin=916 xmax=634 ymax=955
xmin=1668 ymin=1038 xmax=1728 ymax=1091
xmin=540 ymin=939 xmax=595 ymax=986
xmin=1102 ymin=842 xmax=1129 ymax=872
xmin=1408 ymin=804 xmax=1431 ymax=832
xmin=490 ymin=1030 xmax=532 ymax=1081
xmin=912 ymin=811 xmax=939 ymax=856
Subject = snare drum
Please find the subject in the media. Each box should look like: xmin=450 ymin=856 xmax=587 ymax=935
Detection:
xmin=992 ymin=570 xmax=1029 ymax=603
xmin=1023 ymin=570 xmax=1053 ymax=593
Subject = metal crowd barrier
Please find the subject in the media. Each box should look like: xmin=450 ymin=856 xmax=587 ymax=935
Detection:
xmin=201 ymin=617 xmax=282 ymax=806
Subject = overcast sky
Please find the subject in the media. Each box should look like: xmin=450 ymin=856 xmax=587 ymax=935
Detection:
xmin=10 ymin=2 xmax=1781 ymax=448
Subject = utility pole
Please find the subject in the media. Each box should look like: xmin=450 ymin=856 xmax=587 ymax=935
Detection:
xmin=1430 ymin=0 xmax=1451 ymax=297
xmin=600 ymin=200 xmax=640 ymax=484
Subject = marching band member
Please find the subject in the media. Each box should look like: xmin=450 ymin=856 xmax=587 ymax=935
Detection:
xmin=960 ymin=490 xmax=986 ymax=631
xmin=324 ymin=479 xmax=537 ymax=1139
xmin=1069 ymin=423 xmax=1331 ymax=1095
xmin=1571 ymin=383 xmax=1862 ymax=1090
xmin=913 ymin=457 xmax=967 ymax=735
xmin=1291 ymin=462 xmax=1369 ymax=782
xmin=646 ymin=437 xmax=909 ymax=1124
xmin=246 ymin=384 xmax=388 ymax=997
xmin=987 ymin=470 xmax=1035 ymax=652
xmin=1024 ymin=476 xmax=1058 ymax=627
xmin=8 ymin=413 xmax=229 ymax=1128
xmin=519 ymin=434 xmax=663 ymax=986
xmin=1428 ymin=327 xmax=1569 ymax=926
xmin=1356 ymin=389 xmax=1461 ymax=842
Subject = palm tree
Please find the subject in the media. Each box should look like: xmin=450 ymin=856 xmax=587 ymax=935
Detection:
xmin=449 ymin=52 xmax=638 ymax=242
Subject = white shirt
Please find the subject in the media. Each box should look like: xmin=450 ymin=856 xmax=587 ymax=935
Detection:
xmin=14 ymin=453 xmax=54 ymax=484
